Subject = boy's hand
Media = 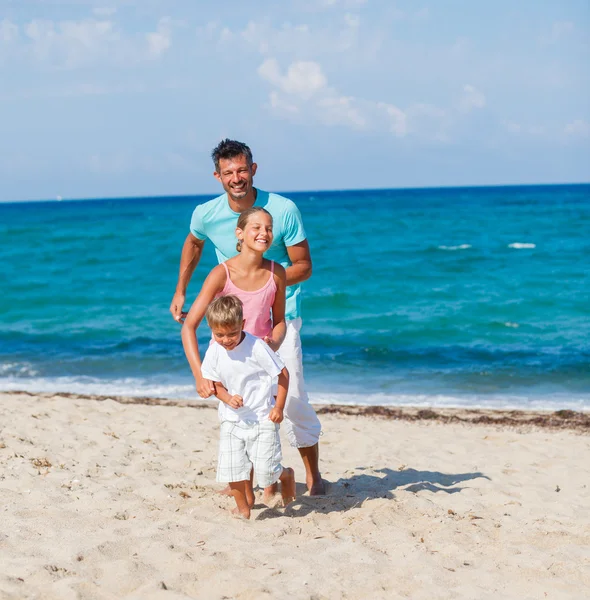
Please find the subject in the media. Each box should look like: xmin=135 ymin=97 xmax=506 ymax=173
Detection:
xmin=263 ymin=336 xmax=280 ymax=352
xmin=227 ymin=395 xmax=244 ymax=409
xmin=269 ymin=406 xmax=284 ymax=423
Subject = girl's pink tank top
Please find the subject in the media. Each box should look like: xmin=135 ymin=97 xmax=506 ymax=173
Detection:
xmin=219 ymin=262 xmax=277 ymax=339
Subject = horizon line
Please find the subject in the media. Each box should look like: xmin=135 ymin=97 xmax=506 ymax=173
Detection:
xmin=1 ymin=181 xmax=589 ymax=205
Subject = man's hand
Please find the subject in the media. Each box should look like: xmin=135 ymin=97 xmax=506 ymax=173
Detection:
xmin=226 ymin=395 xmax=244 ymax=409
xmin=170 ymin=292 xmax=188 ymax=324
xmin=269 ymin=406 xmax=284 ymax=423
xmin=196 ymin=377 xmax=215 ymax=398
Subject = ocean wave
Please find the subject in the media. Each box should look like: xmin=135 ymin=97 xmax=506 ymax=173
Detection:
xmin=438 ymin=244 xmax=472 ymax=251
xmin=0 ymin=376 xmax=197 ymax=400
xmin=1 ymin=376 xmax=588 ymax=411
xmin=308 ymin=391 xmax=590 ymax=411
xmin=508 ymin=243 xmax=536 ymax=249
xmin=0 ymin=361 xmax=39 ymax=377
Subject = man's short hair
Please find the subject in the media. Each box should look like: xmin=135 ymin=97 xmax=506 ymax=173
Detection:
xmin=211 ymin=139 xmax=253 ymax=172
xmin=205 ymin=295 xmax=244 ymax=329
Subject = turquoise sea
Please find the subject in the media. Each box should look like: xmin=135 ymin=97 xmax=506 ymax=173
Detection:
xmin=1 ymin=184 xmax=589 ymax=410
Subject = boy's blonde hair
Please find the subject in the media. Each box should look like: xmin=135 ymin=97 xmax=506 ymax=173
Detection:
xmin=205 ymin=295 xmax=244 ymax=329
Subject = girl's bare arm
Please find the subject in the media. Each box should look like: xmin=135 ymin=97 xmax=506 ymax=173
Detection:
xmin=181 ymin=265 xmax=226 ymax=397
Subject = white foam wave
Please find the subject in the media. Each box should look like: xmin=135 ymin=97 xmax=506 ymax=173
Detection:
xmin=0 ymin=362 xmax=39 ymax=376
xmin=1 ymin=377 xmax=588 ymax=412
xmin=438 ymin=244 xmax=472 ymax=251
xmin=309 ymin=391 xmax=589 ymax=412
xmin=508 ymin=243 xmax=536 ymax=249
xmin=0 ymin=376 xmax=198 ymax=401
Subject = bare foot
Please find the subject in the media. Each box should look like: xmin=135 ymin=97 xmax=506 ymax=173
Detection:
xmin=231 ymin=506 xmax=250 ymax=520
xmin=262 ymin=482 xmax=279 ymax=505
xmin=279 ymin=467 xmax=296 ymax=506
xmin=308 ymin=478 xmax=326 ymax=496
xmin=217 ymin=485 xmax=232 ymax=497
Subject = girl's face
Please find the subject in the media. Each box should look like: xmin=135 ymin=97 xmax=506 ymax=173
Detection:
xmin=237 ymin=212 xmax=273 ymax=252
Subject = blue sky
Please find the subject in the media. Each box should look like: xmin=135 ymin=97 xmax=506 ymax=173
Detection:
xmin=1 ymin=0 xmax=589 ymax=201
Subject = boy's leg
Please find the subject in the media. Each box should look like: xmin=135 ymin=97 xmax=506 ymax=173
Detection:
xmin=279 ymin=467 xmax=296 ymax=506
xmin=217 ymin=422 xmax=253 ymax=515
xmin=250 ymin=421 xmax=290 ymax=505
xmin=229 ymin=480 xmax=253 ymax=519
xmin=278 ymin=318 xmax=325 ymax=495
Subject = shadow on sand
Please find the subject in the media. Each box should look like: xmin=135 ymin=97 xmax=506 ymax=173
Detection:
xmin=256 ymin=467 xmax=490 ymax=520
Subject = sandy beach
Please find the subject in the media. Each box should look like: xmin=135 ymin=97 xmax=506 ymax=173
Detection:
xmin=1 ymin=391 xmax=588 ymax=600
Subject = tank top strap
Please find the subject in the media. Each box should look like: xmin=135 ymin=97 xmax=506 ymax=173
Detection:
xmin=270 ymin=261 xmax=275 ymax=275
xmin=221 ymin=262 xmax=230 ymax=278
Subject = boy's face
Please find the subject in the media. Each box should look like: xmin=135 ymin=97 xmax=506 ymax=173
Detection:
xmin=211 ymin=321 xmax=245 ymax=351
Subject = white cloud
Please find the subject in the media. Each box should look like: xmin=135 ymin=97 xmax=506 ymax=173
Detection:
xmin=317 ymin=96 xmax=367 ymax=129
xmin=502 ymin=121 xmax=549 ymax=137
xmin=219 ymin=16 xmax=360 ymax=57
xmin=343 ymin=13 xmax=360 ymax=28
xmin=93 ymin=7 xmax=117 ymax=17
xmin=3 ymin=15 xmax=176 ymax=68
xmin=319 ymin=0 xmax=367 ymax=6
xmin=258 ymin=57 xmax=415 ymax=136
xmin=377 ymin=102 xmax=407 ymax=137
xmin=550 ymin=21 xmax=574 ymax=42
xmin=146 ymin=17 xmax=172 ymax=58
xmin=413 ymin=8 xmax=430 ymax=20
xmin=564 ymin=120 xmax=590 ymax=138
xmin=258 ymin=58 xmax=327 ymax=98
xmin=460 ymin=84 xmax=486 ymax=112
xmin=22 ymin=18 xmax=121 ymax=67
xmin=269 ymin=91 xmax=299 ymax=115
xmin=1 ymin=19 xmax=19 ymax=43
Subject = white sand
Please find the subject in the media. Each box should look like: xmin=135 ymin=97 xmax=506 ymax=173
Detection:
xmin=0 ymin=392 xmax=588 ymax=599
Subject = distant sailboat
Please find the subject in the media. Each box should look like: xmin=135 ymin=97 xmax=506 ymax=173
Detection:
xmin=56 ymin=195 xmax=63 ymax=201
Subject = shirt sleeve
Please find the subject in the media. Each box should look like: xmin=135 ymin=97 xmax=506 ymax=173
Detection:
xmin=282 ymin=200 xmax=307 ymax=247
xmin=190 ymin=206 xmax=207 ymax=240
xmin=200 ymin=345 xmax=222 ymax=383
xmin=253 ymin=339 xmax=286 ymax=378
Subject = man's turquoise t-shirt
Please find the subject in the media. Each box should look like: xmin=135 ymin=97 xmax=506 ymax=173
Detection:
xmin=190 ymin=189 xmax=307 ymax=320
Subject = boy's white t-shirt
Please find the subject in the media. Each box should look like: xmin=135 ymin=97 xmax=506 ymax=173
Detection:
xmin=200 ymin=332 xmax=285 ymax=423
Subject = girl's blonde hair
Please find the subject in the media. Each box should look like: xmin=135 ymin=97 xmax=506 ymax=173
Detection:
xmin=235 ymin=207 xmax=273 ymax=252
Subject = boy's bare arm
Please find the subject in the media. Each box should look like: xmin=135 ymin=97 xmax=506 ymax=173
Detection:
xmin=212 ymin=382 xmax=244 ymax=409
xmin=269 ymin=368 xmax=289 ymax=423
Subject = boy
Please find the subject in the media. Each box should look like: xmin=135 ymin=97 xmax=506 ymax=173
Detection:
xmin=199 ymin=295 xmax=296 ymax=519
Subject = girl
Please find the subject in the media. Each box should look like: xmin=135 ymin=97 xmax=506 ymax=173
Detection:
xmin=181 ymin=207 xmax=287 ymax=399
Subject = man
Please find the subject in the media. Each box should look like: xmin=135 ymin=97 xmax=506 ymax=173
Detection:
xmin=170 ymin=139 xmax=325 ymax=495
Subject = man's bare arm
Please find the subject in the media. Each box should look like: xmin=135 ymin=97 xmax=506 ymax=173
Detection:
xmin=170 ymin=233 xmax=205 ymax=321
xmin=285 ymin=239 xmax=312 ymax=286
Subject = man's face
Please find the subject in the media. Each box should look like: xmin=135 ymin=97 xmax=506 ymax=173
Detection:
xmin=214 ymin=154 xmax=257 ymax=201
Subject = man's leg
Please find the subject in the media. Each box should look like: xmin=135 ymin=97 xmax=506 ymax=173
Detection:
xmin=278 ymin=318 xmax=325 ymax=495
xmin=298 ymin=443 xmax=324 ymax=496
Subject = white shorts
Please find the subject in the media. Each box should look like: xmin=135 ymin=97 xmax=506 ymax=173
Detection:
xmin=276 ymin=318 xmax=322 ymax=448
xmin=217 ymin=420 xmax=283 ymax=488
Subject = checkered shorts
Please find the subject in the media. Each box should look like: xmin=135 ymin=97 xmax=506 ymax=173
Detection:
xmin=217 ymin=420 xmax=283 ymax=488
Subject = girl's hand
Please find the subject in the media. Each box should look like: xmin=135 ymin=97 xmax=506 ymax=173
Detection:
xmin=226 ymin=394 xmax=244 ymax=409
xmin=196 ymin=376 xmax=215 ymax=398
xmin=263 ymin=336 xmax=280 ymax=352
xmin=269 ymin=407 xmax=284 ymax=423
